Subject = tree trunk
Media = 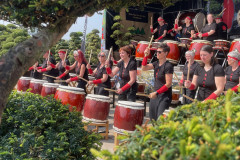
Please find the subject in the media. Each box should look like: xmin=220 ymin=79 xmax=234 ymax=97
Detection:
xmin=0 ymin=17 xmax=77 ymax=123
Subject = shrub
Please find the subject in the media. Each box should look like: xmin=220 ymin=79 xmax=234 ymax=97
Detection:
xmin=0 ymin=91 xmax=102 ymax=159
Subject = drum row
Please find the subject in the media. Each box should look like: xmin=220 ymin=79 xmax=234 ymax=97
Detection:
xmin=135 ymin=38 xmax=240 ymax=65
xmin=16 ymin=76 xmax=145 ymax=134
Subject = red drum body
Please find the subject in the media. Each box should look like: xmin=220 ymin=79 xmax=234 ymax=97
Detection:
xmin=29 ymin=79 xmax=47 ymax=94
xmin=110 ymin=79 xmax=115 ymax=88
xmin=113 ymin=101 xmax=144 ymax=133
xmin=189 ymin=40 xmax=212 ymax=63
xmin=135 ymin=41 xmax=152 ymax=60
xmin=164 ymin=40 xmax=180 ymax=65
xmin=213 ymin=39 xmax=230 ymax=50
xmin=54 ymin=86 xmax=85 ymax=112
xmin=41 ymin=83 xmax=59 ymax=97
xmin=17 ymin=77 xmax=32 ymax=92
xmin=137 ymin=81 xmax=145 ymax=93
xmin=83 ymin=94 xmax=111 ymax=122
xmin=171 ymin=89 xmax=180 ymax=104
xmin=229 ymin=39 xmax=240 ymax=52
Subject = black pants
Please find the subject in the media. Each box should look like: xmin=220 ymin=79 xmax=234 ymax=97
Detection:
xmin=77 ymin=80 xmax=87 ymax=94
xmin=95 ymin=86 xmax=109 ymax=96
xmin=47 ymin=77 xmax=55 ymax=83
xmin=149 ymin=92 xmax=171 ymax=121
xmin=118 ymin=89 xmax=137 ymax=102
xmin=183 ymin=88 xmax=196 ymax=104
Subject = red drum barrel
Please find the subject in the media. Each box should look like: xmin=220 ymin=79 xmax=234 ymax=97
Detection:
xmin=229 ymin=39 xmax=240 ymax=52
xmin=83 ymin=94 xmax=111 ymax=123
xmin=17 ymin=77 xmax=32 ymax=92
xmin=189 ymin=40 xmax=212 ymax=64
xmin=54 ymin=86 xmax=85 ymax=112
xmin=29 ymin=79 xmax=47 ymax=94
xmin=213 ymin=39 xmax=230 ymax=50
xmin=171 ymin=89 xmax=180 ymax=104
xmin=164 ymin=40 xmax=180 ymax=65
xmin=135 ymin=41 xmax=152 ymax=60
xmin=137 ymin=81 xmax=146 ymax=93
xmin=110 ymin=78 xmax=115 ymax=88
xmin=41 ymin=83 xmax=59 ymax=97
xmin=113 ymin=101 xmax=144 ymax=133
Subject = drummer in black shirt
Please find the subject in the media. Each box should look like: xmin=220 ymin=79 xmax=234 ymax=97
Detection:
xmin=37 ymin=51 xmax=59 ymax=83
xmin=215 ymin=15 xmax=228 ymax=40
xmin=179 ymin=50 xmax=200 ymax=104
xmin=105 ymin=45 xmax=138 ymax=102
xmin=174 ymin=16 xmax=195 ymax=38
xmin=224 ymin=50 xmax=240 ymax=93
xmin=87 ymin=50 xmax=112 ymax=96
xmin=150 ymin=17 xmax=168 ymax=42
xmin=185 ymin=45 xmax=225 ymax=101
xmin=28 ymin=61 xmax=43 ymax=79
xmin=142 ymin=43 xmax=173 ymax=121
xmin=195 ymin=14 xmax=217 ymax=41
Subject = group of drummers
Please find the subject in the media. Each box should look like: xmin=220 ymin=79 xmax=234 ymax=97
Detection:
xmin=26 ymin=13 xmax=239 ymax=122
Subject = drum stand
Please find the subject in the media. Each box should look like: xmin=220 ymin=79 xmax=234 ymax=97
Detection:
xmin=213 ymin=47 xmax=228 ymax=68
xmin=83 ymin=120 xmax=109 ymax=140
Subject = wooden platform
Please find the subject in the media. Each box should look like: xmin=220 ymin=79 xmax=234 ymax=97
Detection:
xmin=84 ymin=120 xmax=109 ymax=140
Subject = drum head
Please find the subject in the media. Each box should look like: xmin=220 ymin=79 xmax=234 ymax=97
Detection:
xmin=117 ymin=101 xmax=144 ymax=109
xmin=30 ymin=79 xmax=47 ymax=84
xmin=20 ymin=77 xmax=32 ymax=80
xmin=69 ymin=73 xmax=76 ymax=77
xmin=172 ymin=89 xmax=180 ymax=93
xmin=86 ymin=94 xmax=110 ymax=101
xmin=194 ymin=13 xmax=206 ymax=32
xmin=138 ymin=41 xmax=149 ymax=44
xmin=164 ymin=40 xmax=179 ymax=44
xmin=192 ymin=40 xmax=212 ymax=45
xmin=43 ymin=83 xmax=59 ymax=88
xmin=214 ymin=39 xmax=230 ymax=43
xmin=233 ymin=38 xmax=240 ymax=42
xmin=58 ymin=85 xmax=84 ymax=92
xmin=178 ymin=12 xmax=197 ymax=26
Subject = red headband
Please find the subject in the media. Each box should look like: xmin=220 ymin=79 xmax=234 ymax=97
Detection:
xmin=228 ymin=56 xmax=239 ymax=61
xmin=215 ymin=17 xmax=223 ymax=20
xmin=186 ymin=17 xmax=193 ymax=24
xmin=58 ymin=50 xmax=66 ymax=54
xmin=158 ymin=18 xmax=165 ymax=22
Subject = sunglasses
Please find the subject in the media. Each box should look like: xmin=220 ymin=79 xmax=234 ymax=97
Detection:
xmin=156 ymin=51 xmax=163 ymax=54
xmin=98 ymin=55 xmax=105 ymax=57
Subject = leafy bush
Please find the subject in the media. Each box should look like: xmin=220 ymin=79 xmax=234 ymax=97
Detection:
xmin=93 ymin=90 xmax=240 ymax=160
xmin=0 ymin=91 xmax=101 ymax=159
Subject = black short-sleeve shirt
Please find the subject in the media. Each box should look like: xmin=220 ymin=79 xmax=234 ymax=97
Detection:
xmin=216 ymin=22 xmax=228 ymax=40
xmin=58 ymin=59 xmax=70 ymax=80
xmin=152 ymin=61 xmax=173 ymax=92
xmin=194 ymin=64 xmax=225 ymax=100
xmin=42 ymin=56 xmax=59 ymax=77
xmin=75 ymin=61 xmax=89 ymax=82
xmin=95 ymin=63 xmax=111 ymax=88
xmin=201 ymin=23 xmax=217 ymax=41
xmin=181 ymin=24 xmax=195 ymax=38
xmin=117 ymin=59 xmax=138 ymax=90
xmin=225 ymin=66 xmax=240 ymax=91
xmin=157 ymin=24 xmax=168 ymax=40
xmin=183 ymin=61 xmax=200 ymax=81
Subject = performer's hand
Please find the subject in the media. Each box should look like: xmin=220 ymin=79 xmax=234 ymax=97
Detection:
xmin=149 ymin=92 xmax=157 ymax=99
xmin=154 ymin=39 xmax=158 ymax=42
xmin=175 ymin=19 xmax=178 ymax=24
xmin=144 ymin=47 xmax=150 ymax=57
xmin=66 ymin=79 xmax=71 ymax=83
xmin=88 ymin=81 xmax=93 ymax=85
xmin=198 ymin=33 xmax=202 ymax=38
xmin=47 ymin=60 xmax=51 ymax=65
xmin=150 ymin=25 xmax=153 ymax=29
xmin=86 ymin=63 xmax=91 ymax=69
xmin=179 ymin=81 xmax=183 ymax=86
xmin=37 ymin=69 xmax=42 ymax=73
xmin=105 ymin=60 xmax=110 ymax=68
xmin=184 ymin=80 xmax=191 ymax=88
xmin=111 ymin=57 xmax=115 ymax=61
xmin=116 ymin=88 xmax=123 ymax=94
xmin=56 ymin=77 xmax=61 ymax=80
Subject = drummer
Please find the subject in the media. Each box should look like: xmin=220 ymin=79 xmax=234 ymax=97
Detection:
xmin=37 ymin=51 xmax=59 ymax=83
xmin=224 ymin=50 xmax=240 ymax=93
xmin=150 ymin=17 xmax=168 ymax=42
xmin=215 ymin=15 xmax=228 ymax=40
xmin=174 ymin=16 xmax=195 ymax=38
xmin=179 ymin=50 xmax=200 ymax=104
xmin=142 ymin=43 xmax=173 ymax=121
xmin=28 ymin=61 xmax=43 ymax=79
xmin=185 ymin=45 xmax=225 ymax=101
xmin=50 ymin=50 xmax=70 ymax=86
xmin=65 ymin=50 xmax=89 ymax=93
xmin=105 ymin=45 xmax=138 ymax=102
xmin=195 ymin=14 xmax=217 ymax=41
xmin=87 ymin=50 xmax=112 ymax=96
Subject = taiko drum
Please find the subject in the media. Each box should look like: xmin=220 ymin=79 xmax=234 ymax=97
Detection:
xmin=83 ymin=94 xmax=111 ymax=123
xmin=54 ymin=86 xmax=85 ymax=112
xmin=179 ymin=38 xmax=192 ymax=46
xmin=229 ymin=39 xmax=240 ymax=52
xmin=113 ymin=101 xmax=144 ymax=133
xmin=135 ymin=41 xmax=152 ymax=60
xmin=171 ymin=89 xmax=180 ymax=104
xmin=41 ymin=83 xmax=59 ymax=97
xmin=164 ymin=40 xmax=180 ymax=65
xmin=213 ymin=39 xmax=230 ymax=49
xmin=189 ymin=40 xmax=212 ymax=63
xmin=17 ymin=77 xmax=32 ymax=92
xmin=137 ymin=81 xmax=146 ymax=93
xmin=29 ymin=79 xmax=47 ymax=94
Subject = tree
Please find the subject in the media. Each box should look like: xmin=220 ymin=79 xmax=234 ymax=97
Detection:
xmin=85 ymin=29 xmax=101 ymax=65
xmin=0 ymin=0 xmax=175 ymax=123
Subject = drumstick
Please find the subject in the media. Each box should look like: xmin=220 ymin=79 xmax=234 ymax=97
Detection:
xmin=88 ymin=49 xmax=92 ymax=64
xmin=104 ymin=88 xmax=117 ymax=92
xmin=183 ymin=94 xmax=194 ymax=102
xmin=48 ymin=49 xmax=50 ymax=61
xmin=78 ymin=76 xmax=88 ymax=83
xmin=148 ymin=35 xmax=154 ymax=48
xmin=107 ymin=47 xmax=112 ymax=61
xmin=176 ymin=11 xmax=181 ymax=20
xmin=187 ymin=59 xmax=191 ymax=81
xmin=173 ymin=72 xmax=180 ymax=82
xmin=136 ymin=93 xmax=149 ymax=97
xmin=43 ymin=74 xmax=56 ymax=79
xmin=54 ymin=80 xmax=66 ymax=83
xmin=196 ymin=25 xmax=200 ymax=33
xmin=89 ymin=84 xmax=95 ymax=93
xmin=218 ymin=8 xmax=226 ymax=16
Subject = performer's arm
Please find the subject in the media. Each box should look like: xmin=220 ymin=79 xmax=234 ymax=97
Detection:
xmin=205 ymin=76 xmax=225 ymax=100
xmin=116 ymin=70 xmax=136 ymax=94
xmin=184 ymin=75 xmax=198 ymax=90
xmin=65 ymin=61 xmax=77 ymax=71
xmin=89 ymin=73 xmax=108 ymax=85
xmin=141 ymin=47 xmax=154 ymax=71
